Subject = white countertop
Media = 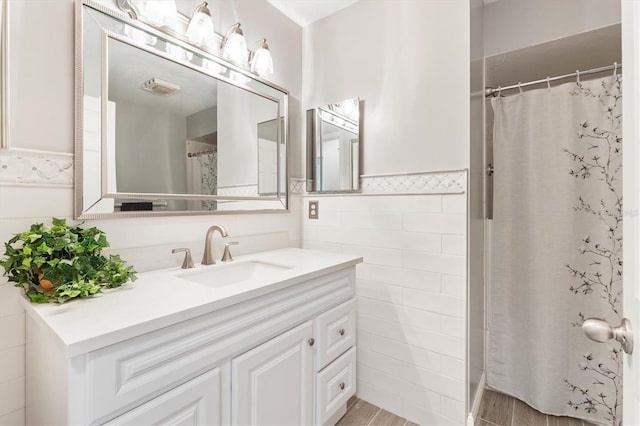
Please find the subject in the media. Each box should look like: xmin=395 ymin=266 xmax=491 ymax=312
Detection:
xmin=21 ymin=248 xmax=362 ymax=357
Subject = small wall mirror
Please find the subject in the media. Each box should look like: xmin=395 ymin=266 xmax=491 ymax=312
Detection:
xmin=307 ymin=98 xmax=361 ymax=192
xmin=76 ymin=1 xmax=288 ymax=219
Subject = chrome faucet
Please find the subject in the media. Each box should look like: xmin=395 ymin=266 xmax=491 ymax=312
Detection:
xmin=202 ymin=225 xmax=228 ymax=265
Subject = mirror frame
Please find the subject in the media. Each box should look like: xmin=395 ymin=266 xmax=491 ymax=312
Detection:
xmin=307 ymin=98 xmax=361 ymax=193
xmin=0 ymin=0 xmax=7 ymax=149
xmin=74 ymin=0 xmax=289 ymax=219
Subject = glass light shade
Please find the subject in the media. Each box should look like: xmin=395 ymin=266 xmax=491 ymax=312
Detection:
xmin=186 ymin=2 xmax=215 ymax=48
xmin=142 ymin=0 xmax=177 ymax=29
xmin=222 ymin=24 xmax=248 ymax=66
xmin=340 ymin=99 xmax=358 ymax=121
xmin=250 ymin=42 xmax=273 ymax=77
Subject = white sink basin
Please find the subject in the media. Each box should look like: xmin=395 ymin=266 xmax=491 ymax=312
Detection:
xmin=177 ymin=260 xmax=293 ymax=288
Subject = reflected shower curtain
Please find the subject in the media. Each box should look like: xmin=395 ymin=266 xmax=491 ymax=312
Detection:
xmin=186 ymin=152 xmax=218 ymax=211
xmin=488 ymin=75 xmax=622 ymax=425
xmin=186 ymin=155 xmax=204 ymax=211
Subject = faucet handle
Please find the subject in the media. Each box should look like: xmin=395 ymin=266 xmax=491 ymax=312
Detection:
xmin=221 ymin=242 xmax=239 ymax=262
xmin=172 ymin=248 xmax=195 ymax=269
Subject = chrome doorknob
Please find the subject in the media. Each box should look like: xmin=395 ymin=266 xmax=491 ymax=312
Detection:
xmin=582 ymin=318 xmax=633 ymax=354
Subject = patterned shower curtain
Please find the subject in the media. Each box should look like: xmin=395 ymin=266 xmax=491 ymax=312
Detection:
xmin=488 ymin=75 xmax=622 ymax=425
xmin=186 ymin=151 xmax=218 ymax=211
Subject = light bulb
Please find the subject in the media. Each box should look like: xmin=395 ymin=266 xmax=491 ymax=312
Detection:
xmin=250 ymin=39 xmax=273 ymax=77
xmin=142 ymin=0 xmax=177 ymax=29
xmin=341 ymin=99 xmax=358 ymax=121
xmin=186 ymin=2 xmax=215 ymax=48
xmin=222 ymin=23 xmax=248 ymax=66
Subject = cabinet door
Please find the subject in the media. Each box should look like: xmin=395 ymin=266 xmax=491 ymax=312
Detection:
xmin=232 ymin=321 xmax=314 ymax=425
xmin=103 ymin=368 xmax=222 ymax=425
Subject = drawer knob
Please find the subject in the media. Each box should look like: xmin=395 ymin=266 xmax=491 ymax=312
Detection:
xmin=339 ymin=328 xmax=345 ymax=336
xmin=339 ymin=382 xmax=346 ymax=390
xmin=308 ymin=338 xmax=315 ymax=347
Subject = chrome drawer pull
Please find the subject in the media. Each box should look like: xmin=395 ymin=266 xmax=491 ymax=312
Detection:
xmin=338 ymin=328 xmax=345 ymax=336
xmin=339 ymin=382 xmax=345 ymax=390
xmin=308 ymin=338 xmax=315 ymax=347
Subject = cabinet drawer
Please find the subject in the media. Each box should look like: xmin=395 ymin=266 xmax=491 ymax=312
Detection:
xmin=316 ymin=347 xmax=356 ymax=425
xmin=103 ymin=368 xmax=222 ymax=425
xmin=316 ymin=298 xmax=356 ymax=370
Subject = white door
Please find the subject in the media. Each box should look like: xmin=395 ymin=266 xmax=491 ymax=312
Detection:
xmin=231 ymin=321 xmax=315 ymax=425
xmin=622 ymin=1 xmax=640 ymax=424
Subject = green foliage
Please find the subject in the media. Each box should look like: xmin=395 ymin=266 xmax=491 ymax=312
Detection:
xmin=0 ymin=218 xmax=137 ymax=303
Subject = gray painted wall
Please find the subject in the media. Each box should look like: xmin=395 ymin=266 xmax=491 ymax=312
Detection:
xmin=303 ymin=0 xmax=470 ymax=175
xmin=484 ymin=0 xmax=621 ymax=57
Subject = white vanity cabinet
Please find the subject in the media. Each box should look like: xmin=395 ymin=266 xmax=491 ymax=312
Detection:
xmin=24 ymin=250 xmax=360 ymax=426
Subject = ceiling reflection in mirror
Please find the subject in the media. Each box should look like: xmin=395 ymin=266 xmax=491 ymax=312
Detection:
xmin=307 ymin=98 xmax=360 ymax=193
xmin=76 ymin=2 xmax=288 ymax=218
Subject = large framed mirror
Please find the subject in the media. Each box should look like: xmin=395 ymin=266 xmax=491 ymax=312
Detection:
xmin=307 ymin=98 xmax=361 ymax=193
xmin=0 ymin=0 xmax=7 ymax=149
xmin=75 ymin=0 xmax=288 ymax=219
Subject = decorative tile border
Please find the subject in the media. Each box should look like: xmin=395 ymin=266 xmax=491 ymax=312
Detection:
xmin=360 ymin=170 xmax=466 ymax=194
xmin=289 ymin=178 xmax=308 ymax=194
xmin=217 ymin=184 xmax=259 ymax=197
xmin=0 ymin=149 xmax=73 ymax=186
xmin=0 ymin=150 xmax=467 ymax=196
xmin=303 ymin=170 xmax=467 ymax=195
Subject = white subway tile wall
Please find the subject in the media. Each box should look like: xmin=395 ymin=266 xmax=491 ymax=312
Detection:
xmin=0 ymin=184 xmax=302 ymax=423
xmin=302 ymin=193 xmax=467 ymax=425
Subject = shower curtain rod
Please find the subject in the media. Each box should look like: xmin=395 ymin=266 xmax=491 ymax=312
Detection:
xmin=485 ymin=62 xmax=621 ymax=97
xmin=187 ymin=150 xmax=215 ymax=157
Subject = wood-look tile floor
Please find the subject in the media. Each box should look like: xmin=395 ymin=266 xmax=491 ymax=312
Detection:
xmin=477 ymin=389 xmax=598 ymax=426
xmin=336 ymin=397 xmax=418 ymax=426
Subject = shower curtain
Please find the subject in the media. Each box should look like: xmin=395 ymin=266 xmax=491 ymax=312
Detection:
xmin=186 ymin=151 xmax=218 ymax=211
xmin=488 ymin=75 xmax=622 ymax=425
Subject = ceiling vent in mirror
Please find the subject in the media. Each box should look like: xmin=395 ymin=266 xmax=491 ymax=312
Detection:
xmin=142 ymin=78 xmax=181 ymax=95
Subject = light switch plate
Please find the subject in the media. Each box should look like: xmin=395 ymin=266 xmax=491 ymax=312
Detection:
xmin=308 ymin=200 xmax=319 ymax=219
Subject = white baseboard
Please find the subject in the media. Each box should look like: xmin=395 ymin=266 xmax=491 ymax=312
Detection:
xmin=466 ymin=371 xmax=487 ymax=426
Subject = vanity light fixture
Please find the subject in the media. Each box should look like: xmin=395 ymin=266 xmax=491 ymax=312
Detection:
xmin=250 ymin=38 xmax=273 ymax=77
xmin=221 ymin=23 xmax=248 ymax=66
xmin=342 ymin=99 xmax=358 ymax=120
xmin=140 ymin=0 xmax=178 ymax=30
xmin=186 ymin=2 xmax=215 ymax=48
xmin=116 ymin=1 xmax=275 ymax=79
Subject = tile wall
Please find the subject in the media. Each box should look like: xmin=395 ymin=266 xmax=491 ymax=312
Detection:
xmin=302 ymin=179 xmax=467 ymax=425
xmin=0 ymin=184 xmax=74 ymax=425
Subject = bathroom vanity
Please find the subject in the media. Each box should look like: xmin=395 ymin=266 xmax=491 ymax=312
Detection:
xmin=22 ymin=248 xmax=361 ymax=425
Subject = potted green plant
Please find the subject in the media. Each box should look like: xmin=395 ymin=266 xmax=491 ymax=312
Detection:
xmin=1 ymin=218 xmax=137 ymax=303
